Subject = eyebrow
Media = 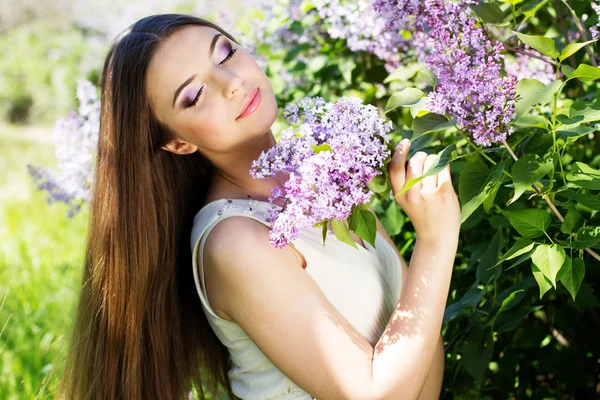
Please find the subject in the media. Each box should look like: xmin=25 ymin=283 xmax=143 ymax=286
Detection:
xmin=172 ymin=33 xmax=223 ymax=108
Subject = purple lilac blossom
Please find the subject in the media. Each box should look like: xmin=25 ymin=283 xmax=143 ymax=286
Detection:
xmin=591 ymin=1 xmax=600 ymax=40
xmin=374 ymin=0 xmax=517 ymax=146
xmin=28 ymin=79 xmax=100 ymax=215
xmin=313 ymin=0 xmax=411 ymax=70
xmin=251 ymin=97 xmax=392 ymax=248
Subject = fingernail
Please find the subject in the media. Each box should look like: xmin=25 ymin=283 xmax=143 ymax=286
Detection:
xmin=399 ymin=138 xmax=409 ymax=148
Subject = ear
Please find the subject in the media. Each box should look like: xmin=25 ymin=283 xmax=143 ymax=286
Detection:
xmin=161 ymin=139 xmax=198 ymax=155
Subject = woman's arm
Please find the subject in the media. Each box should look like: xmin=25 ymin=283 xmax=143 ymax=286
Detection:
xmin=203 ymin=140 xmax=459 ymax=400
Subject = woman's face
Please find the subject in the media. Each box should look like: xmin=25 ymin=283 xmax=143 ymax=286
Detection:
xmin=146 ymin=25 xmax=278 ymax=155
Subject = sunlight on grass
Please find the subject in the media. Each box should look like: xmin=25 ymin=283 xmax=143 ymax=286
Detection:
xmin=0 ymin=127 xmax=87 ymax=399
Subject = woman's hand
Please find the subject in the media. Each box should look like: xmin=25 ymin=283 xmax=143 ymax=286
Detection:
xmin=388 ymin=139 xmax=461 ymax=245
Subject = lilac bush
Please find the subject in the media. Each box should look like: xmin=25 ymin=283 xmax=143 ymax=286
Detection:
xmin=251 ymin=97 xmax=392 ymax=248
xmin=374 ymin=0 xmax=517 ymax=146
xmin=28 ymin=79 xmax=99 ymax=215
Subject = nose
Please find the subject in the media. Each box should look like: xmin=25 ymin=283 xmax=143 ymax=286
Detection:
xmin=216 ymin=69 xmax=244 ymax=100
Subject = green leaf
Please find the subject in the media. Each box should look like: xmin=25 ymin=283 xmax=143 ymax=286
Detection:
xmin=375 ymin=200 xmax=404 ymax=236
xmin=566 ymin=64 xmax=600 ymax=82
xmin=536 ymin=80 xmax=563 ymax=107
xmin=459 ymin=158 xmax=489 ymax=204
xmin=512 ymin=114 xmax=548 ymax=128
xmin=561 ymin=64 xmax=575 ymax=76
xmin=514 ymin=78 xmax=546 ymax=119
xmin=500 ymin=0 xmax=524 ymax=4
xmin=477 ymin=230 xmax=503 ymax=283
xmin=559 ymin=190 xmax=600 ymax=211
xmin=559 ymin=40 xmax=598 ymax=62
xmin=514 ymin=32 xmax=559 ymax=58
xmin=348 ymin=209 xmax=377 ymax=248
xmin=321 ymin=220 xmax=329 ymax=245
xmin=367 ymin=174 xmax=388 ymax=194
xmin=558 ymin=257 xmax=585 ymax=301
xmin=462 ymin=331 xmax=494 ymax=386
xmin=385 ymin=88 xmax=424 ymax=113
xmin=331 ymin=219 xmax=358 ymax=249
xmin=509 ymin=154 xmax=553 ymax=204
xmin=566 ymin=162 xmax=600 ymax=190
xmin=560 ymin=208 xmax=583 ymax=234
xmin=557 ymin=125 xmax=596 ymax=142
xmin=384 ymin=63 xmax=426 ymax=83
xmin=471 ymin=2 xmax=506 ymax=24
xmin=520 ymin=0 xmax=550 ymax=17
xmin=488 ymin=289 xmax=525 ymax=329
xmin=531 ymin=263 xmax=553 ymax=298
xmin=503 ymin=209 xmax=551 ymax=238
xmin=411 ymin=113 xmax=456 ymax=139
xmin=519 ymin=132 xmax=553 ymax=156
xmin=284 ymin=43 xmax=312 ymax=62
xmin=311 ymin=143 xmax=332 ymax=153
xmin=338 ymin=58 xmax=356 ymax=85
xmin=460 ymin=162 xmax=505 ymax=223
xmin=399 ymin=144 xmax=456 ymax=194
xmin=308 ymin=55 xmax=328 ymax=72
xmin=572 ymin=225 xmax=600 ymax=249
xmin=416 ymin=68 xmax=437 ymax=87
xmin=531 ymin=244 xmax=566 ymax=287
xmin=495 ymin=238 xmax=535 ymax=267
xmin=569 ymin=101 xmax=600 ymax=123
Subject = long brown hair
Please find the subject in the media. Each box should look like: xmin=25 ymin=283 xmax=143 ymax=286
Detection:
xmin=60 ymin=14 xmax=238 ymax=400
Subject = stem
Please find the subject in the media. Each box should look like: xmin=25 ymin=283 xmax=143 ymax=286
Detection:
xmin=503 ymin=45 xmax=557 ymax=66
xmin=458 ymin=129 xmax=497 ymax=166
xmin=553 ymin=0 xmax=585 ymax=94
xmin=559 ymin=0 xmax=598 ymax=67
xmin=501 ymin=139 xmax=600 ymax=262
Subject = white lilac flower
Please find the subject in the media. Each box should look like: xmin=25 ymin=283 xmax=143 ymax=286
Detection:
xmin=251 ymin=97 xmax=392 ymax=248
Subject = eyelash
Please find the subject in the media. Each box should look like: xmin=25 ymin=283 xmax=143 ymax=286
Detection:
xmin=186 ymin=43 xmax=238 ymax=109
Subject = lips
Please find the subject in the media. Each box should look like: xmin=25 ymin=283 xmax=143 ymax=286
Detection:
xmin=237 ymin=88 xmax=260 ymax=119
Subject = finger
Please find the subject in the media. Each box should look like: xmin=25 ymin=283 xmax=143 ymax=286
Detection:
xmin=406 ymin=151 xmax=427 ymax=201
xmin=421 ymin=154 xmax=438 ymax=193
xmin=389 ymin=139 xmax=411 ymax=195
xmin=437 ymin=165 xmax=453 ymax=191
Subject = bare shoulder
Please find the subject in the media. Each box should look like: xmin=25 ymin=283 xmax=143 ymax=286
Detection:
xmin=199 ymin=215 xmax=381 ymax=399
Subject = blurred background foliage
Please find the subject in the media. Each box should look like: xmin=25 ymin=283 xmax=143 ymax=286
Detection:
xmin=1 ymin=0 xmax=599 ymax=399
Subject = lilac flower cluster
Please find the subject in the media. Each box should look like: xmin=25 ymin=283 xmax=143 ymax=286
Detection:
xmin=313 ymin=0 xmax=411 ymax=70
xmin=28 ymin=79 xmax=100 ymax=215
xmin=251 ymin=97 xmax=392 ymax=248
xmin=374 ymin=0 xmax=517 ymax=146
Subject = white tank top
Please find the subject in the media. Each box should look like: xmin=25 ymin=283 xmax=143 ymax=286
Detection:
xmin=190 ymin=198 xmax=403 ymax=400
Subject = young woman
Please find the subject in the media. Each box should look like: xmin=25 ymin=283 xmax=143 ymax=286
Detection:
xmin=60 ymin=14 xmax=460 ymax=400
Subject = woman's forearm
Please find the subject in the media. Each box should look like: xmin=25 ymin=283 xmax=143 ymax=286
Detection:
xmin=371 ymin=236 xmax=458 ymax=400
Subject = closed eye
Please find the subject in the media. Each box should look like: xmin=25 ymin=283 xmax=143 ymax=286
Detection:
xmin=185 ymin=86 xmax=204 ymax=108
xmin=184 ymin=42 xmax=238 ymax=109
xmin=219 ymin=42 xmax=237 ymax=66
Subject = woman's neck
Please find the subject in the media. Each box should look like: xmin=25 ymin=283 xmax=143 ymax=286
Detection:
xmin=202 ymin=130 xmax=284 ymax=205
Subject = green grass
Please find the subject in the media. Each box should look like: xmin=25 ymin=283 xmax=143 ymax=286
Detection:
xmin=0 ymin=124 xmax=88 ymax=399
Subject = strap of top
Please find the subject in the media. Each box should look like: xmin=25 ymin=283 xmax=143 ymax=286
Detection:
xmin=190 ymin=198 xmax=275 ymax=323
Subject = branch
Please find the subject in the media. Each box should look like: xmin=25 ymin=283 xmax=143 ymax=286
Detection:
xmin=502 ymin=140 xmax=600 ymax=263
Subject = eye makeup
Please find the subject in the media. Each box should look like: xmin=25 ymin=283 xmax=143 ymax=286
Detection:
xmin=181 ymin=39 xmax=238 ymax=109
